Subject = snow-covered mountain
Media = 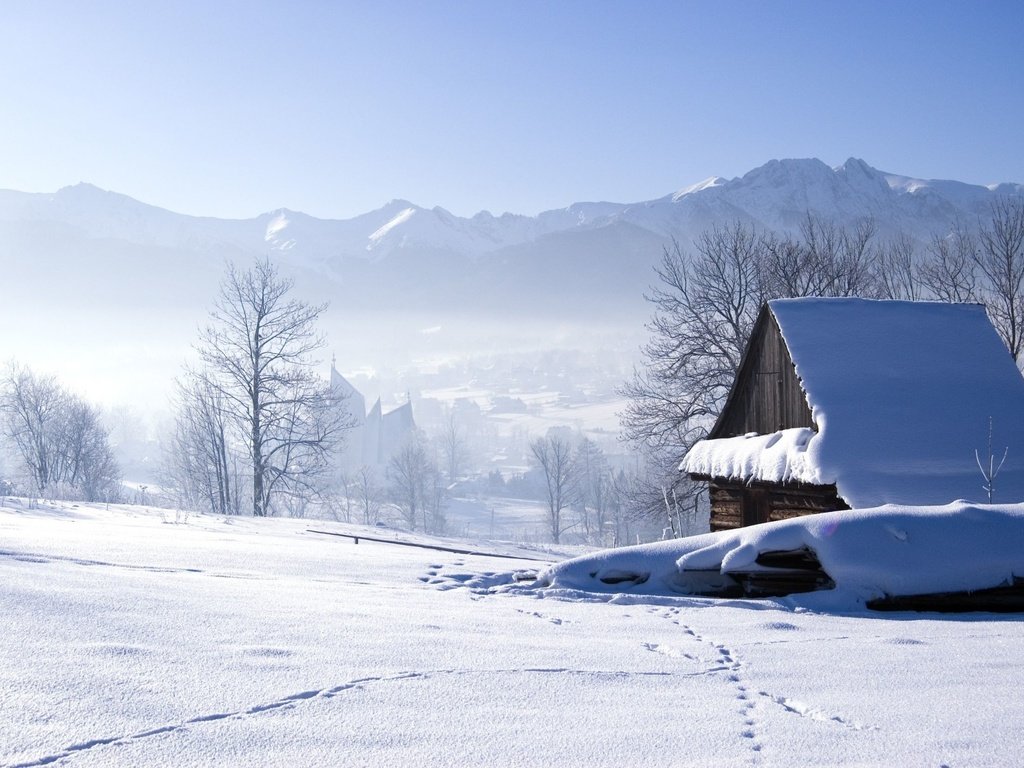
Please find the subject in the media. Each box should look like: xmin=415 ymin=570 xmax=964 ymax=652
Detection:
xmin=5 ymin=158 xmax=1021 ymax=261
xmin=2 ymin=158 xmax=1022 ymax=317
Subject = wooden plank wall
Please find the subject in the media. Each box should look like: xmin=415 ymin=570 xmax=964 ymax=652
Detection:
xmin=709 ymin=480 xmax=848 ymax=531
xmin=713 ymin=310 xmax=814 ymax=438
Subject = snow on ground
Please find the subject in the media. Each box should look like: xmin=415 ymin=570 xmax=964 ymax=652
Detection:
xmin=442 ymin=496 xmax=560 ymax=543
xmin=2 ymin=500 xmax=1023 ymax=766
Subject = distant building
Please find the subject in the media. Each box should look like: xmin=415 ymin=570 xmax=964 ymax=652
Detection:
xmin=682 ymin=298 xmax=1024 ymax=530
xmin=331 ymin=362 xmax=416 ymax=470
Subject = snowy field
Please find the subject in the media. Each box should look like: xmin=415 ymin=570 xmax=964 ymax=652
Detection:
xmin=2 ymin=501 xmax=1023 ymax=767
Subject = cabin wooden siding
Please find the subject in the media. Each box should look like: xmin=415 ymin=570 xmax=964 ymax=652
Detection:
xmin=708 ymin=479 xmax=848 ymax=532
xmin=710 ymin=308 xmax=814 ymax=439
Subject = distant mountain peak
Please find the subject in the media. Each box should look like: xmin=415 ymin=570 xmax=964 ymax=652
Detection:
xmin=53 ymin=182 xmax=124 ymax=202
xmin=672 ymin=176 xmax=724 ymax=201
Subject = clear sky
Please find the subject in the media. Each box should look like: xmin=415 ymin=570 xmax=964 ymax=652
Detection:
xmin=2 ymin=0 xmax=1022 ymax=220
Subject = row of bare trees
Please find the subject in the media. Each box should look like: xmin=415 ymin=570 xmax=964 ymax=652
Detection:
xmin=529 ymin=431 xmax=650 ymax=545
xmin=331 ymin=433 xmax=451 ymax=535
xmin=0 ymin=363 xmax=121 ymax=502
xmin=622 ymin=199 xmax=1024 ymax=529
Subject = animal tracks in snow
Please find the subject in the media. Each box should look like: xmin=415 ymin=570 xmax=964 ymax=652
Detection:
xmin=644 ymin=606 xmax=766 ymax=758
xmin=515 ymin=608 xmax=568 ymax=625
xmin=644 ymin=605 xmax=874 ymax=761
xmin=756 ymin=692 xmax=876 ymax=732
xmin=5 ymin=667 xmax=711 ymax=768
xmin=418 ymin=562 xmax=527 ymax=593
xmin=6 ymin=672 xmax=428 ymax=768
xmin=642 ymin=642 xmax=698 ymax=661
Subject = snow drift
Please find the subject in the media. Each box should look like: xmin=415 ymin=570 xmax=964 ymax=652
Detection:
xmin=536 ymin=502 xmax=1024 ymax=610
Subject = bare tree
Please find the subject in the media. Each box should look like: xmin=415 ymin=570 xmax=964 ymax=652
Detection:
xmin=573 ymin=436 xmax=611 ymax=545
xmin=438 ymin=408 xmax=467 ymax=483
xmin=165 ymin=371 xmax=238 ymax=515
xmin=354 ymin=464 xmax=383 ymax=525
xmin=423 ymin=461 xmax=448 ymax=535
xmin=762 ymin=232 xmax=818 ymax=298
xmin=195 ymin=258 xmax=348 ymax=517
xmin=919 ymin=222 xmax=978 ymax=303
xmin=530 ymin=434 xmax=577 ymax=544
xmin=974 ymin=198 xmax=1024 ymax=362
xmin=1 ymin=364 xmax=66 ymax=498
xmin=763 ymin=214 xmax=881 ymax=299
xmin=622 ymin=224 xmax=771 ymax=459
xmin=835 ymin=217 xmax=879 ymax=297
xmin=62 ymin=399 xmax=120 ymax=502
xmin=875 ymin=233 xmax=921 ymax=300
xmin=387 ymin=437 xmax=436 ymax=531
xmin=618 ymin=224 xmax=771 ymax=538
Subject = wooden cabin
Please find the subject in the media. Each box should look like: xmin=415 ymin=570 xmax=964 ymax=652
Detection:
xmin=683 ymin=298 xmax=1024 ymax=531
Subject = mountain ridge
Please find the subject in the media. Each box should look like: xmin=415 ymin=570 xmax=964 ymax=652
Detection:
xmin=2 ymin=158 xmax=1021 ymax=269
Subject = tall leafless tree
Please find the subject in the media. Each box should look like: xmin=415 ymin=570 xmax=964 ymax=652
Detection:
xmin=387 ymin=436 xmax=446 ymax=532
xmin=530 ymin=434 xmax=577 ymax=544
xmin=621 ymin=223 xmax=770 ymax=460
xmin=353 ymin=464 xmax=383 ymax=525
xmin=919 ymin=222 xmax=978 ymax=303
xmin=165 ymin=371 xmax=238 ymax=515
xmin=572 ymin=436 xmax=611 ymax=545
xmin=764 ymin=214 xmax=880 ymax=299
xmin=438 ymin=408 xmax=467 ymax=483
xmin=1 ymin=365 xmax=66 ymax=498
xmin=974 ymin=198 xmax=1024 ymax=362
xmin=875 ymin=233 xmax=921 ymax=301
xmin=195 ymin=259 xmax=348 ymax=517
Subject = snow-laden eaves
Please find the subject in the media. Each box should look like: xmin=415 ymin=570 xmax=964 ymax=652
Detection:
xmin=682 ymin=428 xmax=825 ymax=486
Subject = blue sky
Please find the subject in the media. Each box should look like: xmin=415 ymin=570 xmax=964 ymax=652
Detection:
xmin=3 ymin=0 xmax=1022 ymax=219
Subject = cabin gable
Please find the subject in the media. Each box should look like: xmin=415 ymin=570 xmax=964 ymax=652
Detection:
xmin=710 ymin=306 xmax=814 ymax=439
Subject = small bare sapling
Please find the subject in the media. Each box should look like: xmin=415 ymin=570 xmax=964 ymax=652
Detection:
xmin=975 ymin=416 xmax=1008 ymax=503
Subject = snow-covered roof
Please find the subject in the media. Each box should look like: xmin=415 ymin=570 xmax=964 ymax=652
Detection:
xmin=683 ymin=298 xmax=1024 ymax=507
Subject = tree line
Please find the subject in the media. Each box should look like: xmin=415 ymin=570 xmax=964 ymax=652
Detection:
xmin=528 ymin=430 xmax=673 ymax=545
xmin=621 ymin=199 xmax=1024 ymax=531
xmin=0 ymin=363 xmax=121 ymax=502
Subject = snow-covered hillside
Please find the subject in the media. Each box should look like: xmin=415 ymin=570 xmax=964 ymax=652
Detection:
xmin=2 ymin=500 xmax=1023 ymax=766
